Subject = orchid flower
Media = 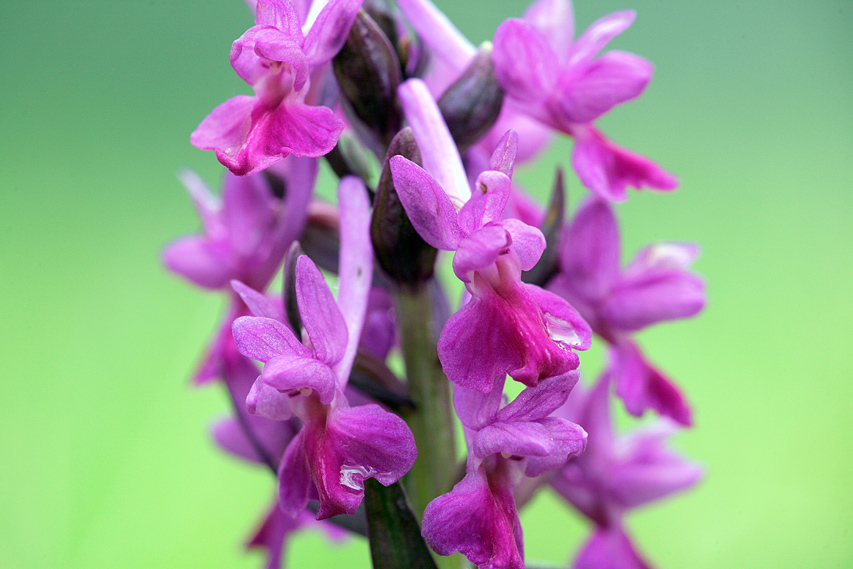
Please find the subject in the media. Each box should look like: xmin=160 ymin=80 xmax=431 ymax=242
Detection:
xmin=548 ymin=197 xmax=705 ymax=424
xmin=191 ymin=0 xmax=362 ymax=175
xmin=232 ymin=177 xmax=416 ymax=519
xmin=551 ymin=375 xmax=702 ymax=568
xmin=422 ymin=372 xmax=586 ymax=569
xmin=492 ymin=0 xmax=677 ymax=201
xmin=390 ymin=79 xmax=591 ymax=392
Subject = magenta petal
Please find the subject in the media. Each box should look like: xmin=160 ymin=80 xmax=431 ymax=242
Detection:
xmin=566 ymin=10 xmax=636 ymax=67
xmin=231 ymin=26 xmax=307 ymax=87
xmin=573 ymin=527 xmax=651 ymax=569
xmin=264 ymin=100 xmax=345 ymax=158
xmin=493 ymin=19 xmax=560 ymax=104
xmin=389 ymin=156 xmax=465 ymax=250
xmin=233 ymin=316 xmax=310 ymax=362
xmin=247 ymin=376 xmax=294 ymax=420
xmin=327 ymin=404 xmax=417 ymax=487
xmin=246 ymin=501 xmax=309 ymax=569
xmin=295 ymin=256 xmax=348 ymax=365
xmin=439 ymin=282 xmax=580 ymax=391
xmin=525 ymin=284 xmax=592 ymax=351
xmin=438 ymin=295 xmax=518 ymax=392
xmin=452 ymin=225 xmax=511 ymax=282
xmin=309 ymin=404 xmax=417 ymax=519
xmin=398 ymin=79 xmax=471 ymax=203
xmin=457 ymin=171 xmax=512 ymax=234
xmin=302 ymin=0 xmax=363 ymax=66
xmin=560 ymin=197 xmax=621 ymax=302
xmin=221 ymin=172 xmax=277 ymax=259
xmin=500 ymin=219 xmax=545 ymax=271
xmin=473 ymin=421 xmax=556 ymax=460
xmin=254 ymin=28 xmax=309 ymax=90
xmin=262 ymin=355 xmax=338 ymax=404
xmin=523 ymin=0 xmax=574 ymax=59
xmin=212 ymin=417 xmax=260 ymax=462
xmin=523 ymin=417 xmax=587 ymax=476
xmin=278 ymin=430 xmax=313 ymax=518
xmin=163 ymin=236 xmax=235 ymax=289
xmin=334 ymin=176 xmax=374 ymax=384
xmin=231 ymin=280 xmax=285 ymax=321
xmin=191 ymin=95 xmax=256 ymax=161
xmin=453 ymin=380 xmax=507 ymax=431
xmin=612 ymin=426 xmax=703 ymax=508
xmin=554 ymin=51 xmax=653 ymax=124
xmin=488 ymin=129 xmax=519 ymax=177
xmin=422 ymin=467 xmax=524 ymax=569
xmin=572 ymin=126 xmax=678 ymax=202
xmin=179 ymin=168 xmax=221 ymax=233
xmin=610 ymin=341 xmax=692 ymax=426
xmin=496 ymin=370 xmax=579 ymax=423
xmin=626 ymin=242 xmax=700 ymax=274
xmin=605 ymin=271 xmax=706 ymax=331
xmin=255 ymin=0 xmax=304 ymax=39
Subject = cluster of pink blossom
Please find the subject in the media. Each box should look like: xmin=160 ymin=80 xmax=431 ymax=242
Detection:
xmin=165 ymin=0 xmax=705 ymax=567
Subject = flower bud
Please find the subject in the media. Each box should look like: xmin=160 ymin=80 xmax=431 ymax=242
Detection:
xmin=371 ymin=128 xmax=437 ymax=289
xmin=282 ymin=241 xmax=304 ymax=335
xmin=438 ymin=42 xmax=505 ymax=153
xmin=523 ymin=168 xmax=565 ymax=286
xmin=333 ymin=10 xmax=403 ymax=148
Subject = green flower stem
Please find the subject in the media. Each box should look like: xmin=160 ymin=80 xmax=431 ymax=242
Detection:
xmin=393 ymin=285 xmax=458 ymax=519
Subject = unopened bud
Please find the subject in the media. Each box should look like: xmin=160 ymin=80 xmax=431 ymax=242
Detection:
xmin=333 ymin=10 xmax=403 ymax=148
xmin=438 ymin=42 xmax=505 ymax=153
xmin=370 ymin=128 xmax=437 ymax=289
xmin=282 ymin=242 xmax=304 ymax=335
xmin=523 ymin=168 xmax=566 ymax=286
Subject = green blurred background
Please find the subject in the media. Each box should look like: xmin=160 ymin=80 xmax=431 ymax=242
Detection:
xmin=1 ymin=0 xmax=851 ymax=567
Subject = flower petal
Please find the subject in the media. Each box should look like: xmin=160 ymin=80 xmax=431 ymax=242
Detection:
xmin=295 ymin=255 xmax=348 ymax=365
xmin=496 ymin=370 xmax=579 ymax=423
xmin=566 ymin=10 xmax=635 ymax=67
xmin=572 ymin=527 xmax=652 ymax=569
xmin=163 ymin=235 xmax=235 ymax=289
xmin=422 ymin=466 xmax=524 ymax=569
xmin=302 ymin=0 xmax=363 ymax=66
xmin=457 ymin=170 xmax=512 ymax=234
xmin=487 ymin=129 xmax=519 ymax=177
xmin=278 ymin=430 xmax=314 ymax=518
xmin=605 ymin=270 xmax=705 ymax=331
xmin=233 ymin=316 xmax=309 ymax=362
xmin=610 ymin=340 xmax=692 ymax=426
xmin=398 ymin=79 xmax=471 ymax=204
xmin=493 ymin=19 xmax=560 ymax=104
xmin=389 ymin=155 xmax=465 ymax=250
xmin=334 ymin=176 xmax=374 ymax=385
xmin=262 ymin=353 xmax=338 ymax=404
xmin=559 ymin=196 xmax=621 ymax=303
xmin=523 ymin=417 xmax=587 ymax=477
xmin=553 ymin=51 xmax=653 ymax=124
xmin=231 ymin=280 xmax=285 ymax=321
xmin=525 ymin=283 xmax=592 ymax=351
xmin=452 ymin=224 xmax=511 ymax=282
xmin=191 ymin=95 xmax=256 ymax=167
xmin=523 ymin=0 xmax=574 ymax=60
xmin=247 ymin=376 xmax=294 ymax=420
xmin=263 ymin=100 xmax=345 ymax=159
xmin=309 ymin=403 xmax=417 ymax=519
xmin=500 ymin=218 xmax=545 ymax=271
xmin=572 ymin=126 xmax=678 ymax=202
